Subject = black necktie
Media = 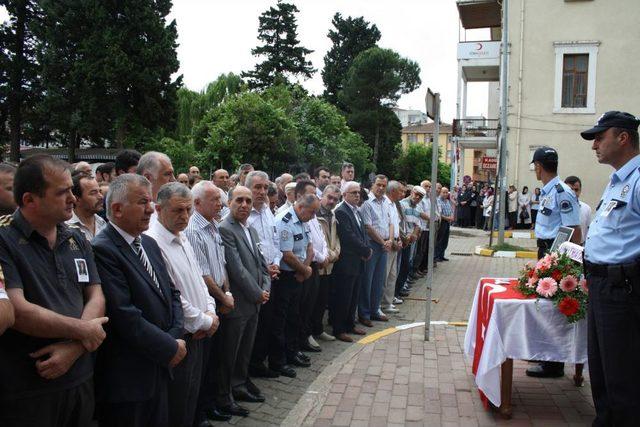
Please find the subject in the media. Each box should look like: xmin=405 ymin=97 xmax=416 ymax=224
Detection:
xmin=132 ymin=237 xmax=159 ymax=288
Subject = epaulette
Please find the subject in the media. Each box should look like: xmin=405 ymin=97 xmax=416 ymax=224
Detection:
xmin=555 ymin=183 xmax=565 ymax=193
xmin=282 ymin=212 xmax=292 ymax=223
xmin=0 ymin=215 xmax=13 ymax=227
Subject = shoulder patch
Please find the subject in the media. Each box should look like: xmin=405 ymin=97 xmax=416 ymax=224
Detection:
xmin=555 ymin=183 xmax=565 ymax=193
xmin=282 ymin=212 xmax=292 ymax=223
xmin=560 ymin=200 xmax=573 ymax=213
xmin=280 ymin=229 xmax=290 ymax=240
xmin=0 ymin=215 xmax=13 ymax=227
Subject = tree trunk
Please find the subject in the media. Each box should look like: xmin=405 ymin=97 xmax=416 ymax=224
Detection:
xmin=373 ymin=122 xmax=380 ymax=172
xmin=9 ymin=1 xmax=27 ymax=163
xmin=68 ymin=132 xmax=78 ymax=164
xmin=115 ymin=120 xmax=126 ymax=149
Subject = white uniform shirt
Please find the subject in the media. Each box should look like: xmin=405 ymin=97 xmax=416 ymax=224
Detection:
xmin=148 ymin=221 xmax=216 ymax=333
xmin=248 ymin=204 xmax=281 ymax=265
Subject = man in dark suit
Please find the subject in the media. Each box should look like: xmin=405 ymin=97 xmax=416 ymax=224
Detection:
xmin=216 ymin=185 xmax=271 ymax=418
xmin=92 ymin=174 xmax=186 ymax=427
xmin=330 ymin=181 xmax=372 ymax=342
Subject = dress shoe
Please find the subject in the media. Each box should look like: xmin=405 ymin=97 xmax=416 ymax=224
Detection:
xmin=270 ymin=364 xmax=297 ymax=378
xmin=245 ymin=379 xmax=261 ymax=396
xmin=203 ymin=407 xmax=232 ymax=422
xmin=249 ymin=363 xmax=280 ymax=378
xmin=441 ymin=257 xmax=449 ymax=261
xmin=358 ymin=317 xmax=373 ymax=327
xmin=288 ymin=353 xmax=311 ymax=367
xmin=233 ymin=389 xmax=265 ymax=403
xmin=393 ymin=297 xmax=404 ymax=304
xmin=382 ymin=304 xmax=399 ymax=313
xmin=300 ymin=337 xmax=321 ymax=352
xmin=350 ymin=327 xmax=366 ymax=335
xmin=296 ymin=351 xmax=310 ymax=362
xmin=525 ymin=364 xmax=564 ymax=378
xmin=372 ymin=313 xmax=389 ymax=322
xmin=308 ymin=335 xmax=320 ymax=347
xmin=336 ymin=333 xmax=354 ymax=342
xmin=316 ymin=332 xmax=335 ymax=341
xmin=219 ymin=402 xmax=250 ymax=417
xmin=399 ymin=290 xmax=410 ymax=297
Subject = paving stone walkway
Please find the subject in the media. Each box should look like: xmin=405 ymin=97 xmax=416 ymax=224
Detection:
xmin=210 ymin=228 xmax=594 ymax=426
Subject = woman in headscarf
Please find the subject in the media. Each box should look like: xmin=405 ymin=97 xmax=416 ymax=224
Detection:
xmin=482 ymin=187 xmax=494 ymax=231
xmin=530 ymin=187 xmax=541 ymax=229
xmin=517 ymin=186 xmax=532 ymax=229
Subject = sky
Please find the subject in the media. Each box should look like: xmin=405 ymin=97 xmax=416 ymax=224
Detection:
xmin=1 ymin=0 xmax=488 ymax=123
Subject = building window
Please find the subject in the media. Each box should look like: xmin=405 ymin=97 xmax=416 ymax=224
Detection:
xmin=553 ymin=41 xmax=599 ymax=114
xmin=408 ymin=134 xmax=417 ymax=144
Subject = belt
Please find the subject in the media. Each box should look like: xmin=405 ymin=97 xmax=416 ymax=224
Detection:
xmin=584 ymin=260 xmax=640 ymax=281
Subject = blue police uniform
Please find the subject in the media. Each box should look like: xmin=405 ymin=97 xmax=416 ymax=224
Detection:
xmin=580 ymin=111 xmax=640 ymax=426
xmin=584 ymin=154 xmax=640 ymax=264
xmin=275 ymin=207 xmax=310 ymax=271
xmin=534 ymin=176 xmax=581 ymax=240
xmin=269 ymin=206 xmax=311 ymax=370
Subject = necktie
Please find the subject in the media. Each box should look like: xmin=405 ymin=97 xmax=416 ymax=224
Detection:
xmin=132 ymin=237 xmax=160 ymax=289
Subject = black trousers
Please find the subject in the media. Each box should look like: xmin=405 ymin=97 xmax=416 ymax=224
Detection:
xmin=311 ymin=274 xmax=333 ymax=336
xmin=250 ymin=298 xmax=273 ymax=368
xmin=195 ymin=336 xmax=216 ymax=422
xmin=0 ymin=379 xmax=94 ymax=427
xmin=435 ymin=220 xmax=451 ymax=260
xmin=169 ymin=336 xmax=205 ymax=427
xmin=329 ymin=272 xmax=360 ymax=336
xmin=98 ymin=376 xmax=169 ymax=427
xmin=298 ymin=265 xmax=320 ymax=343
xmin=413 ymin=230 xmax=430 ymax=273
xmin=531 ymin=209 xmax=538 ymax=226
xmin=269 ymin=272 xmax=302 ymax=367
xmin=587 ymin=273 xmax=640 ymax=426
xmin=395 ymin=244 xmax=412 ymax=295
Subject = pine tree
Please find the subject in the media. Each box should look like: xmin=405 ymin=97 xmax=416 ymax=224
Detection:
xmin=243 ymin=1 xmax=315 ymax=90
xmin=322 ymin=13 xmax=381 ymax=108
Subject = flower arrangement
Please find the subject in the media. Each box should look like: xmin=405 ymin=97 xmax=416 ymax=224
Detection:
xmin=516 ymin=252 xmax=587 ymax=323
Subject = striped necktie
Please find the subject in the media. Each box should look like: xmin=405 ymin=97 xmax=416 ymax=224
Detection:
xmin=132 ymin=237 xmax=160 ymax=289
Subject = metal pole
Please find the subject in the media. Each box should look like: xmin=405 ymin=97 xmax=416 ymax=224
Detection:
xmin=497 ymin=0 xmax=510 ymax=246
xmin=425 ymin=93 xmax=440 ymax=342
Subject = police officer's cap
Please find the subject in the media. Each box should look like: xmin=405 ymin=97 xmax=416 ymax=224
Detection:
xmin=580 ymin=111 xmax=640 ymax=140
xmin=530 ymin=146 xmax=558 ymax=164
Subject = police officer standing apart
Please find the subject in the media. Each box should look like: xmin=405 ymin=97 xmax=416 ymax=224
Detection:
xmin=527 ymin=146 xmax=582 ymax=378
xmin=268 ymin=193 xmax=319 ymax=378
xmin=581 ymin=111 xmax=640 ymax=426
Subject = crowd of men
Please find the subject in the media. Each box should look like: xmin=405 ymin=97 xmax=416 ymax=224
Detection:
xmin=0 ymin=150 xmax=454 ymax=427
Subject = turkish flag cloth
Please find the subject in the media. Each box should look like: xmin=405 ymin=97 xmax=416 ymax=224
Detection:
xmin=470 ymin=278 xmax=526 ymax=407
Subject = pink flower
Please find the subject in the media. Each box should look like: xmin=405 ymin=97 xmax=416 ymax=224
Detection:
xmin=536 ymin=277 xmax=558 ymax=298
xmin=526 ymin=277 xmax=537 ymax=288
xmin=549 ymin=252 xmax=559 ymax=262
xmin=536 ymin=258 xmax=551 ymax=273
xmin=579 ymin=278 xmax=588 ymax=294
xmin=560 ymin=275 xmax=578 ymax=292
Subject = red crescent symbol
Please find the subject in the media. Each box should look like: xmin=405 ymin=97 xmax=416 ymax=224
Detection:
xmin=476 ymin=43 xmax=483 ymax=50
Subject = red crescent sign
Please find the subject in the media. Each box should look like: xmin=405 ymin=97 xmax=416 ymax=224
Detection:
xmin=476 ymin=43 xmax=483 ymax=50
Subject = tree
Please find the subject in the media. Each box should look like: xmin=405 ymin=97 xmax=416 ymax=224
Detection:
xmin=339 ymin=47 xmax=421 ymax=171
xmin=242 ymin=1 xmax=315 ymax=89
xmin=322 ymin=13 xmax=380 ymax=108
xmin=199 ymin=91 xmax=300 ymax=176
xmin=0 ymin=0 xmax=44 ymax=161
xmin=394 ymin=144 xmax=451 ymax=185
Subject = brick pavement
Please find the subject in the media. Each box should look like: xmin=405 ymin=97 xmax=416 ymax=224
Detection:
xmin=208 ymin=229 xmax=594 ymax=426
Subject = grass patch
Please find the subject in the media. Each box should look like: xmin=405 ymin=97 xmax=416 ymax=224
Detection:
xmin=489 ymin=243 xmax=530 ymax=252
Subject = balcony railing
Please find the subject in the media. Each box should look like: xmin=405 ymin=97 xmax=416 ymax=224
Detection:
xmin=453 ymin=118 xmax=499 ymax=138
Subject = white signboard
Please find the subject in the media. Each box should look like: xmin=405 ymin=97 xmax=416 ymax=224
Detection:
xmin=457 ymin=41 xmax=500 ymax=60
xmin=558 ymin=241 xmax=584 ymax=264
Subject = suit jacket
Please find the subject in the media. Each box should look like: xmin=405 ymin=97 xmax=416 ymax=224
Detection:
xmin=332 ymin=202 xmax=370 ymax=276
xmin=92 ymin=224 xmax=184 ymax=403
xmin=219 ymin=216 xmax=271 ymax=319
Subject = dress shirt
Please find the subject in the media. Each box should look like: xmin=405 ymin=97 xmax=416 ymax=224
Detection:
xmin=0 ymin=287 xmax=7 ymax=300
xmin=66 ymin=211 xmax=107 ymax=241
xmin=308 ymin=216 xmax=328 ymax=263
xmin=148 ymin=221 xmax=216 ymax=333
xmin=344 ymin=201 xmax=362 ymax=226
xmin=240 ymin=222 xmax=255 ymax=254
xmin=275 ymin=201 xmax=293 ymax=215
xmin=578 ymin=201 xmax=592 ymax=244
xmin=359 ymin=196 xmax=391 ymax=240
xmin=184 ymin=210 xmax=227 ymax=288
xmin=437 ymin=198 xmax=453 ymax=219
xmin=400 ymin=198 xmax=423 ymax=232
xmin=248 ymin=204 xmax=281 ymax=265
xmin=385 ymin=196 xmax=400 ymax=239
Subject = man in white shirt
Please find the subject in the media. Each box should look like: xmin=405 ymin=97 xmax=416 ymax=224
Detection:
xmin=565 ymin=176 xmax=592 ymax=245
xmin=67 ymin=171 xmax=107 ymax=241
xmin=148 ymin=182 xmax=218 ymax=427
xmin=313 ymin=166 xmax=331 ymax=198
xmin=381 ymin=181 xmax=404 ymax=314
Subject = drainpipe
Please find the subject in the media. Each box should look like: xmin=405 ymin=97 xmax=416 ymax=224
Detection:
xmin=514 ymin=0 xmax=525 ymax=185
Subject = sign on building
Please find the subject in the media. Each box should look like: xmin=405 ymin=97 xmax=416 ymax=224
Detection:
xmin=457 ymin=41 xmax=501 ymax=60
xmin=481 ymin=156 xmax=497 ymax=171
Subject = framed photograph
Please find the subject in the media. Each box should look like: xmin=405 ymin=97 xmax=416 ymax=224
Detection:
xmin=551 ymin=226 xmax=574 ymax=252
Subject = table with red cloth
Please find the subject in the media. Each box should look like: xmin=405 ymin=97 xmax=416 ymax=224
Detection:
xmin=463 ymin=278 xmax=588 ymax=417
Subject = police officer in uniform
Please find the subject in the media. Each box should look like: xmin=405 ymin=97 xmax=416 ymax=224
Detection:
xmin=527 ymin=146 xmax=582 ymax=378
xmin=581 ymin=111 xmax=640 ymax=426
xmin=268 ymin=194 xmax=319 ymax=378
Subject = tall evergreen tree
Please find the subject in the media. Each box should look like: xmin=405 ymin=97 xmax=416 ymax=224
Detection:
xmin=322 ymin=13 xmax=380 ymax=108
xmin=339 ymin=47 xmax=421 ymax=171
xmin=243 ymin=1 xmax=315 ymax=90
xmin=0 ymin=0 xmax=44 ymax=161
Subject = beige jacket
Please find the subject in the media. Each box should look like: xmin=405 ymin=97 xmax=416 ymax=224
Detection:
xmin=316 ymin=207 xmax=341 ymax=276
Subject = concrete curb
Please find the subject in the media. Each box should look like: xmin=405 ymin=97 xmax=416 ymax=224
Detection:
xmin=474 ymin=245 xmax=537 ymax=259
xmin=491 ymin=230 xmax=535 ymax=239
